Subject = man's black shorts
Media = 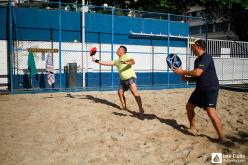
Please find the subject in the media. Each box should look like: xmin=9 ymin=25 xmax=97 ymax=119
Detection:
xmin=188 ymin=89 xmax=219 ymax=110
xmin=119 ymin=77 xmax=136 ymax=91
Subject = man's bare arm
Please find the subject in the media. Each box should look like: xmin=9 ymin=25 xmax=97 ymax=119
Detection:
xmin=92 ymin=57 xmax=114 ymax=66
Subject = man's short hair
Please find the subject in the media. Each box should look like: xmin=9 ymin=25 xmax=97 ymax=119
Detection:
xmin=119 ymin=46 xmax=127 ymax=54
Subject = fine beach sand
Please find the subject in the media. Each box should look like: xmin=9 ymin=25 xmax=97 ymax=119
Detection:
xmin=0 ymin=88 xmax=247 ymax=164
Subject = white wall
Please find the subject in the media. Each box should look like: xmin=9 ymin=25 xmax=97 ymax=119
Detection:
xmin=189 ymin=56 xmax=248 ymax=85
xmin=15 ymin=41 xmax=83 ymax=74
xmin=1 ymin=40 xmax=247 ymax=89
xmin=0 ymin=40 xmax=8 ymax=89
xmin=14 ymin=41 xmax=188 ymax=73
xmin=16 ymin=41 xmax=186 ymax=74
xmin=214 ymin=58 xmax=248 ymax=84
xmin=88 ymin=43 xmax=188 ymax=72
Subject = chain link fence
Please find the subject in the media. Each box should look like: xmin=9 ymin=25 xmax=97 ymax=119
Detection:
xmin=188 ymin=39 xmax=248 ymax=85
xmin=5 ymin=1 xmax=208 ymax=93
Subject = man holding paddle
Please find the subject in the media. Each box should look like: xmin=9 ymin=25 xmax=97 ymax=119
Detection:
xmin=172 ymin=39 xmax=224 ymax=142
xmin=91 ymin=46 xmax=144 ymax=115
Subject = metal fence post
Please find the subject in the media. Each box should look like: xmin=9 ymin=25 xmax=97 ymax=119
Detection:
xmin=111 ymin=7 xmax=115 ymax=88
xmin=151 ymin=39 xmax=154 ymax=86
xmin=186 ymin=36 xmax=189 ymax=86
xmin=82 ymin=1 xmax=86 ymax=89
xmin=242 ymin=59 xmax=244 ymax=84
xmin=98 ymin=33 xmax=102 ymax=88
xmin=232 ymin=58 xmax=234 ymax=84
xmin=8 ymin=0 xmax=14 ymax=92
xmin=222 ymin=58 xmax=224 ymax=84
xmin=59 ymin=1 xmax=62 ymax=89
xmin=167 ymin=14 xmax=170 ymax=87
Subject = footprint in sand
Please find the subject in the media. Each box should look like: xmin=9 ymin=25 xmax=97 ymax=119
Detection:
xmin=56 ymin=136 xmax=65 ymax=145
xmin=222 ymin=146 xmax=232 ymax=153
xmin=145 ymin=104 xmax=152 ymax=108
xmin=238 ymin=131 xmax=248 ymax=139
xmin=204 ymin=156 xmax=212 ymax=163
xmin=110 ymin=136 xmax=118 ymax=142
xmin=237 ymin=120 xmax=244 ymax=125
xmin=238 ymin=114 xmax=243 ymax=117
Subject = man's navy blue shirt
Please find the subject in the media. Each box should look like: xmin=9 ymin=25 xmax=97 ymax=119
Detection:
xmin=194 ymin=52 xmax=219 ymax=90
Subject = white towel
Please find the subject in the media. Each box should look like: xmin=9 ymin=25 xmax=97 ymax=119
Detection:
xmin=46 ymin=51 xmax=55 ymax=86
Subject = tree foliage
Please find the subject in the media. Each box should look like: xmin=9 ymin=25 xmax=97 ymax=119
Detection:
xmin=199 ymin=0 xmax=248 ymax=41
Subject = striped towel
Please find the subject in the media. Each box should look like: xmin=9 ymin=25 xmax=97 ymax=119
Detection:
xmin=46 ymin=51 xmax=55 ymax=86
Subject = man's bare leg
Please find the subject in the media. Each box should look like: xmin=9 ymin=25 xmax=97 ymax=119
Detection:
xmin=206 ymin=107 xmax=224 ymax=142
xmin=186 ymin=102 xmax=197 ymax=135
xmin=118 ymin=88 xmax=127 ymax=110
xmin=129 ymin=83 xmax=144 ymax=114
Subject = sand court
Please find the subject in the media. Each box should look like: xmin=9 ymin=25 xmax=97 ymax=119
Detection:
xmin=0 ymin=88 xmax=247 ymax=164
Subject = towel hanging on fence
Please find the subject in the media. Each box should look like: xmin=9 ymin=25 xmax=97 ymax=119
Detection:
xmin=27 ymin=51 xmax=37 ymax=76
xmin=46 ymin=51 xmax=55 ymax=86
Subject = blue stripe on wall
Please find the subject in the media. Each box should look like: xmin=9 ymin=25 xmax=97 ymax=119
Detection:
xmin=87 ymin=13 xmax=189 ymax=36
xmin=0 ymin=7 xmax=7 ymax=40
xmin=0 ymin=7 xmax=189 ymax=47
xmin=13 ymin=72 xmax=185 ymax=89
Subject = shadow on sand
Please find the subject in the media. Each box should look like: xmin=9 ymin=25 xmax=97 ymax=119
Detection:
xmin=64 ymin=94 xmax=242 ymax=146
